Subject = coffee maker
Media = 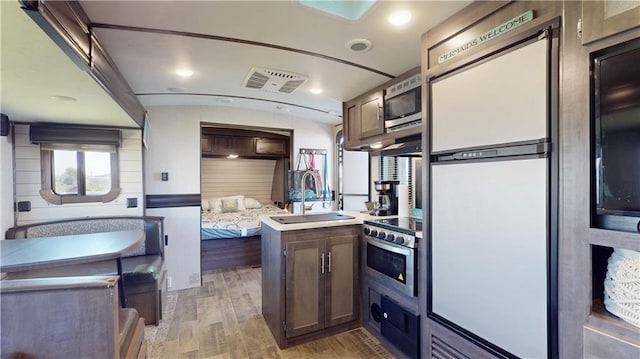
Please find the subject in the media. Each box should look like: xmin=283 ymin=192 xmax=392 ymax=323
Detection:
xmin=370 ymin=180 xmax=399 ymax=216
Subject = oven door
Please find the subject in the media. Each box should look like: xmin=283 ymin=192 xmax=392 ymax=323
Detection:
xmin=364 ymin=236 xmax=415 ymax=296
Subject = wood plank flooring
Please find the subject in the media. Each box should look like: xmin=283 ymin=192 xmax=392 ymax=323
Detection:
xmin=145 ymin=266 xmax=394 ymax=358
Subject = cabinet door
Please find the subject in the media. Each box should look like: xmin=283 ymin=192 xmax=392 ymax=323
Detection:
xmin=343 ymin=101 xmax=360 ymax=148
xmin=325 ymin=234 xmax=359 ymax=327
xmin=285 ymin=239 xmax=324 ymax=338
xmin=255 ymin=138 xmax=287 ymax=155
xmin=360 ymin=92 xmax=384 ymax=138
xmin=201 ymin=136 xmax=212 ymax=154
xmin=582 ymin=1 xmax=640 ymax=44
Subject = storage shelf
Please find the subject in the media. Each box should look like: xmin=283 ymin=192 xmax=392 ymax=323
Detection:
xmin=588 ymin=299 xmax=640 ymax=344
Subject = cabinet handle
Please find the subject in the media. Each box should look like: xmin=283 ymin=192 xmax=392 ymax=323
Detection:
xmin=321 ymin=253 xmax=325 ymax=274
xmin=328 ymin=251 xmax=332 ymax=273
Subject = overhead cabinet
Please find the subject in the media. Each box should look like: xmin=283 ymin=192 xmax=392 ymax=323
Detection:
xmin=342 ymin=67 xmax=421 ymax=150
xmin=201 ymin=128 xmax=290 ymax=158
xmin=262 ymin=225 xmax=360 ymax=348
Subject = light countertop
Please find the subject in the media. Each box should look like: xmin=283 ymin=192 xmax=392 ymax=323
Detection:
xmin=261 ymin=210 xmax=422 ymax=239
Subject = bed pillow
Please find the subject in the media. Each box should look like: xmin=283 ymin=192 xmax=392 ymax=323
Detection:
xmin=201 ymin=199 xmax=211 ymax=210
xmin=220 ymin=198 xmax=239 ymax=213
xmin=209 ymin=195 xmax=246 ymax=213
xmin=244 ymin=197 xmax=262 ymax=209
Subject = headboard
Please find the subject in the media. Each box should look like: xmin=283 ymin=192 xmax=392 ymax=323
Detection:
xmin=201 ymin=158 xmax=276 ymax=204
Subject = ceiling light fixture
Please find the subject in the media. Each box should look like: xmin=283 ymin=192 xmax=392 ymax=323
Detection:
xmin=227 ymin=154 xmax=239 ymax=159
xmin=370 ymin=142 xmax=383 ymax=149
xmin=50 ymin=95 xmax=77 ymax=102
xmin=175 ymin=69 xmax=194 ymax=78
xmin=167 ymin=87 xmax=186 ymax=92
xmin=388 ymin=10 xmax=412 ymax=26
xmin=310 ymin=88 xmax=323 ymax=94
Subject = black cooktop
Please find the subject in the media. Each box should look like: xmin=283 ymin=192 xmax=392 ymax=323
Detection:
xmin=365 ymin=217 xmax=422 ymax=234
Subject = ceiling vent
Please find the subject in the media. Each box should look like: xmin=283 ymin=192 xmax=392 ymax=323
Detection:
xmin=243 ymin=67 xmax=309 ymax=94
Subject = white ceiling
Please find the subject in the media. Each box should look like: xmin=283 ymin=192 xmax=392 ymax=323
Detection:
xmin=1 ymin=0 xmax=471 ymax=127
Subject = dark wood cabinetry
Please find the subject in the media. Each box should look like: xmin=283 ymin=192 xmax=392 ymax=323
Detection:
xmin=359 ymin=91 xmax=385 ymax=139
xmin=262 ymin=224 xmax=360 ymax=348
xmin=201 ymin=127 xmax=290 ymax=158
xmin=342 ymin=67 xmax=421 ymax=150
xmin=255 ymin=138 xmax=288 ymax=155
xmin=420 ymin=1 xmax=640 ymax=358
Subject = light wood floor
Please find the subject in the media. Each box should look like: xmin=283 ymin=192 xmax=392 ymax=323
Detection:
xmin=146 ymin=266 xmax=394 ymax=358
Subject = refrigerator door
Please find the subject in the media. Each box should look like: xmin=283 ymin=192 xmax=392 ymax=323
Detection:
xmin=431 ymin=38 xmax=548 ymax=153
xmin=431 ymin=157 xmax=548 ymax=358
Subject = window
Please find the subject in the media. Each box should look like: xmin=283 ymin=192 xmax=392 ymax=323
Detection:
xmin=31 ymin=124 xmax=122 ymax=205
xmin=41 ymin=144 xmax=120 ymax=204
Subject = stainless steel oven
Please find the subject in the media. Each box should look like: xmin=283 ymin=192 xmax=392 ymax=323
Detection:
xmin=363 ymin=218 xmax=419 ymax=297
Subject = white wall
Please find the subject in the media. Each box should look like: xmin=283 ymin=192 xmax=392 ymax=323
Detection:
xmin=13 ymin=124 xmax=144 ymax=225
xmin=0 ymin=129 xmax=14 ymax=237
xmin=144 ymin=105 xmax=335 ymax=290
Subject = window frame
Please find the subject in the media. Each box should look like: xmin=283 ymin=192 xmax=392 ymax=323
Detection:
xmin=40 ymin=146 xmax=121 ymax=204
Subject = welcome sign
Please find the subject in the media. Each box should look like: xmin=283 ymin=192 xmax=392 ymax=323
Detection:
xmin=437 ymin=10 xmax=534 ymax=64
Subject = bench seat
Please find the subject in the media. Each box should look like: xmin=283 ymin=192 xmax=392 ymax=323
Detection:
xmin=4 ymin=216 xmax=167 ymax=326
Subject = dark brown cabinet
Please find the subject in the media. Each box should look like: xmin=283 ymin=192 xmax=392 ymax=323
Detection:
xmin=359 ymin=91 xmax=385 ymax=139
xmin=342 ymin=67 xmax=421 ymax=151
xmin=343 ymin=102 xmax=360 ymax=149
xmin=255 ymin=138 xmax=288 ymax=155
xmin=201 ymin=127 xmax=290 ymax=158
xmin=262 ymin=224 xmax=360 ymax=348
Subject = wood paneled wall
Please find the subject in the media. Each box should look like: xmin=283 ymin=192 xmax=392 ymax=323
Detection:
xmin=200 ymin=158 xmax=276 ymax=204
xmin=13 ymin=124 xmax=144 ymax=225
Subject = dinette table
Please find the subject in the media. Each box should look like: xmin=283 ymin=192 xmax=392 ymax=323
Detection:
xmin=0 ymin=229 xmax=144 ymax=307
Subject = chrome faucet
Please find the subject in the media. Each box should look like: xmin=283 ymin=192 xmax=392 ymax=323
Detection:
xmin=300 ymin=170 xmax=316 ymax=215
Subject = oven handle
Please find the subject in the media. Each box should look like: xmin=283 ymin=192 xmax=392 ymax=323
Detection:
xmin=364 ymin=236 xmax=412 ymax=255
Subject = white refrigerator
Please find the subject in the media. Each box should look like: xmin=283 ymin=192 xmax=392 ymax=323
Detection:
xmin=429 ymin=36 xmax=554 ymax=359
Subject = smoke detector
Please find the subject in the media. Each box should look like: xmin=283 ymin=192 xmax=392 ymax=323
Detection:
xmin=243 ymin=67 xmax=309 ymax=93
xmin=346 ymin=38 xmax=372 ymax=53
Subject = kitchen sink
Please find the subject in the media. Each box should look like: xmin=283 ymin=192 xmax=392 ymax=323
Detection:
xmin=270 ymin=212 xmax=355 ymax=224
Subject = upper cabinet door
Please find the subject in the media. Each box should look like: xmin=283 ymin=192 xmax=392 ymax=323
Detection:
xmin=430 ymin=38 xmax=549 ymax=153
xmin=359 ymin=91 xmax=384 ymax=139
xmin=581 ymin=1 xmax=640 ymax=44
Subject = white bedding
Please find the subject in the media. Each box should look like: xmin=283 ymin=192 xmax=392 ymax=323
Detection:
xmin=201 ymin=204 xmax=287 ymax=240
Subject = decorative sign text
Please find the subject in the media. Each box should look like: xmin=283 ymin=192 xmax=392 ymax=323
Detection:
xmin=437 ymin=10 xmax=534 ymax=64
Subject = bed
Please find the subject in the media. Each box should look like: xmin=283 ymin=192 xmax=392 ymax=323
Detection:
xmin=200 ymin=194 xmax=287 ymax=272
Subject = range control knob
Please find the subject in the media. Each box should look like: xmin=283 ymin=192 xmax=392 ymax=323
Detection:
xmin=370 ymin=229 xmax=378 ymax=237
xmin=394 ymin=236 xmax=405 ymax=245
xmin=387 ymin=234 xmax=395 ymax=242
xmin=363 ymin=227 xmax=371 ymax=235
xmin=377 ymin=231 xmax=386 ymax=240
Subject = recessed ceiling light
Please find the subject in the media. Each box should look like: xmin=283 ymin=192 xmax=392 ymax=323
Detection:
xmin=227 ymin=154 xmax=239 ymax=159
xmin=388 ymin=10 xmax=412 ymax=26
xmin=370 ymin=142 xmax=384 ymax=149
xmin=50 ymin=95 xmax=77 ymax=102
xmin=310 ymin=88 xmax=323 ymax=95
xmin=175 ymin=69 xmax=194 ymax=78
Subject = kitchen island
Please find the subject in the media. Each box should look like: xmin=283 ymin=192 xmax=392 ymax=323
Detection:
xmin=260 ymin=211 xmax=373 ymax=348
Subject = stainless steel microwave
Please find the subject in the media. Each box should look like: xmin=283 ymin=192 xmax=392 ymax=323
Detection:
xmin=384 ymin=74 xmax=422 ymax=133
